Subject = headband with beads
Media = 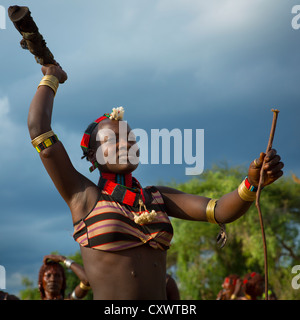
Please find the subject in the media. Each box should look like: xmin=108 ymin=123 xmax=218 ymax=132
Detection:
xmin=243 ymin=272 xmax=257 ymax=284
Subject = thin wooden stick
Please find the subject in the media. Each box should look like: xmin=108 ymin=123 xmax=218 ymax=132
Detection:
xmin=255 ymin=109 xmax=280 ymax=300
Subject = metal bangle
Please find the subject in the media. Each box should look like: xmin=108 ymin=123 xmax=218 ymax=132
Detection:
xmin=206 ymin=199 xmax=218 ymax=224
xmin=63 ymin=258 xmax=74 ymax=269
xmin=79 ymin=281 xmax=91 ymax=291
xmin=71 ymin=290 xmax=80 ymax=300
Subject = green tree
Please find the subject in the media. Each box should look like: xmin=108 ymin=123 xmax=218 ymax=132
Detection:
xmin=166 ymin=164 xmax=300 ymax=300
xmin=19 ymin=277 xmax=40 ymax=300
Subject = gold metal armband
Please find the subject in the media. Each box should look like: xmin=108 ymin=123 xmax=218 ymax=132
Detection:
xmin=79 ymin=281 xmax=91 ymax=291
xmin=206 ymin=199 xmax=228 ymax=248
xmin=38 ymin=75 xmax=59 ymax=96
xmin=206 ymin=199 xmax=218 ymax=224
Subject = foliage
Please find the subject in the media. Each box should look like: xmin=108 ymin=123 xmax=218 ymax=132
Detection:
xmin=166 ymin=164 xmax=300 ymax=300
xmin=19 ymin=277 xmax=40 ymax=300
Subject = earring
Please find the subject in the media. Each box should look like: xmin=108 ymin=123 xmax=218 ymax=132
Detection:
xmin=89 ymin=161 xmax=99 ymax=173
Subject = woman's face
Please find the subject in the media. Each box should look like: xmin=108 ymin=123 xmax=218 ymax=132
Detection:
xmin=222 ymin=277 xmax=235 ymax=298
xmin=90 ymin=119 xmax=139 ymax=174
xmin=42 ymin=266 xmax=64 ymax=297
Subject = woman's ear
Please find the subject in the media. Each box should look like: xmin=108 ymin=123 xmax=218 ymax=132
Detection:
xmin=87 ymin=149 xmax=96 ymax=163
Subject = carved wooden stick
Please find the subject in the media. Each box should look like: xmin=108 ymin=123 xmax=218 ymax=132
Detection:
xmin=255 ymin=109 xmax=280 ymax=300
xmin=8 ymin=5 xmax=56 ymax=65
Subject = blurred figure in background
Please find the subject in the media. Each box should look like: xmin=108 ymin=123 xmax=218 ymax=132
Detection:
xmin=39 ymin=254 xmax=91 ymax=300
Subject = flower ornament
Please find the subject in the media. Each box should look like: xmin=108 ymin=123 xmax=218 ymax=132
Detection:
xmin=110 ymin=106 xmax=124 ymax=120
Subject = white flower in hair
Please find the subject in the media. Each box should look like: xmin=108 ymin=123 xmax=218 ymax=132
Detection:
xmin=110 ymin=106 xmax=125 ymax=120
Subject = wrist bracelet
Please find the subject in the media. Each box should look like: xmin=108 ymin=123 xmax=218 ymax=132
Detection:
xmin=244 ymin=176 xmax=259 ymax=192
xmin=63 ymin=258 xmax=74 ymax=269
xmin=38 ymin=75 xmax=59 ymax=96
xmin=237 ymin=177 xmax=257 ymax=202
xmin=79 ymin=281 xmax=91 ymax=291
xmin=71 ymin=290 xmax=80 ymax=300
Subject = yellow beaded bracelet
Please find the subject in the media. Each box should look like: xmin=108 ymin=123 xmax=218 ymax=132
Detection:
xmin=31 ymin=130 xmax=55 ymax=148
xmin=31 ymin=130 xmax=59 ymax=153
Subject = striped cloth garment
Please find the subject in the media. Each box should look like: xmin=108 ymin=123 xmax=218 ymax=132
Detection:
xmin=73 ymin=187 xmax=174 ymax=251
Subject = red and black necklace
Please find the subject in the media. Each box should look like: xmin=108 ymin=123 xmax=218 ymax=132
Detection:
xmin=98 ymin=172 xmax=146 ymax=207
xmin=98 ymin=172 xmax=157 ymax=224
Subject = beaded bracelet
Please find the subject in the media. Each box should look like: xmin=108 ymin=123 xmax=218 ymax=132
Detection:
xmin=244 ymin=176 xmax=259 ymax=192
xmin=31 ymin=130 xmax=59 ymax=153
xmin=237 ymin=176 xmax=258 ymax=202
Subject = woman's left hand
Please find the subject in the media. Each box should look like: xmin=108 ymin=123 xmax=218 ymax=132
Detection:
xmin=247 ymin=149 xmax=284 ymax=187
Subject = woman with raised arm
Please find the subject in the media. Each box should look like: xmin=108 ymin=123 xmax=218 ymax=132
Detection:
xmin=39 ymin=254 xmax=91 ymax=300
xmin=27 ymin=64 xmax=284 ymax=300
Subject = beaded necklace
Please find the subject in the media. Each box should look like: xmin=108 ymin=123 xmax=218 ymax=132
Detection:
xmin=98 ymin=172 xmax=157 ymax=224
xmin=98 ymin=173 xmax=144 ymax=206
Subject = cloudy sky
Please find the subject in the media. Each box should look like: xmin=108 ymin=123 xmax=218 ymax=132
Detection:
xmin=1 ymin=0 xmax=300 ymax=296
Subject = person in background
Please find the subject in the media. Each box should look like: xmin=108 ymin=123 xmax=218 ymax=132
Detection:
xmin=229 ymin=272 xmax=264 ymax=300
xmin=216 ymin=274 xmax=240 ymax=300
xmin=39 ymin=254 xmax=91 ymax=300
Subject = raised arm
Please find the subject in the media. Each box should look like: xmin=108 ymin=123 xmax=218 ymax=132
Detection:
xmin=27 ymin=65 xmax=98 ymax=222
xmin=157 ymin=149 xmax=284 ymax=224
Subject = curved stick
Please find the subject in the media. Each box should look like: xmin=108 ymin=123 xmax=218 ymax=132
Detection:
xmin=255 ymin=109 xmax=279 ymax=300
